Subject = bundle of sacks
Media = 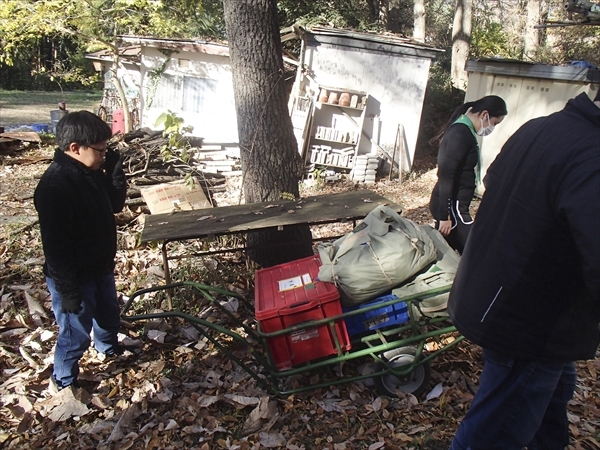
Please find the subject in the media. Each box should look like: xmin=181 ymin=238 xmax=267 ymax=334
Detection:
xmin=317 ymin=205 xmax=460 ymax=319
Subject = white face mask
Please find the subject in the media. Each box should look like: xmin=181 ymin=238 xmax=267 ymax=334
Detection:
xmin=477 ymin=114 xmax=495 ymax=137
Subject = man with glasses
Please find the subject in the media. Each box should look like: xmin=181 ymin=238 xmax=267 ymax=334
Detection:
xmin=34 ymin=111 xmax=127 ymax=391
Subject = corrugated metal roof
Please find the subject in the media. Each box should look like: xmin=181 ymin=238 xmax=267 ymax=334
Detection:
xmin=119 ymin=36 xmax=230 ymax=56
xmin=85 ymin=45 xmax=141 ymax=63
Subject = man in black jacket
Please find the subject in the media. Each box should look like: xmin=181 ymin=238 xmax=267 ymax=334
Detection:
xmin=34 ymin=111 xmax=127 ymax=390
xmin=448 ymin=90 xmax=600 ymax=450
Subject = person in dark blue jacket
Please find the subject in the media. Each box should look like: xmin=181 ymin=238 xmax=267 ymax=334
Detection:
xmin=34 ymin=111 xmax=127 ymax=390
xmin=429 ymin=95 xmax=507 ymax=253
xmin=448 ymin=90 xmax=600 ymax=449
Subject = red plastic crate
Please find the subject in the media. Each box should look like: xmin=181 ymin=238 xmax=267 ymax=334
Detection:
xmin=255 ymin=255 xmax=351 ymax=370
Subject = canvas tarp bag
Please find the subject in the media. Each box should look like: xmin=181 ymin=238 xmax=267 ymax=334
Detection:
xmin=317 ymin=205 xmax=437 ymax=307
xmin=392 ymin=225 xmax=460 ymax=320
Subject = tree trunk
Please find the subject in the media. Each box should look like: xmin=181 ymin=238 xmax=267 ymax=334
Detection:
xmin=523 ymin=0 xmax=541 ymax=60
xmin=451 ymin=0 xmax=472 ymax=90
xmin=222 ymin=0 xmax=313 ymax=268
xmin=366 ymin=0 xmax=380 ymax=24
xmin=386 ymin=0 xmax=402 ymax=33
xmin=413 ymin=0 xmax=426 ymax=42
xmin=110 ymin=64 xmax=132 ymax=133
xmin=110 ymin=41 xmax=132 ymax=133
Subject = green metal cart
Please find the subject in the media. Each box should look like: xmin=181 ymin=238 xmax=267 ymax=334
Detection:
xmin=120 ymin=282 xmax=463 ymax=398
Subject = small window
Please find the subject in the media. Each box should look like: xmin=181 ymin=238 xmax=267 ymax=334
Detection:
xmin=182 ymin=76 xmax=219 ymax=115
xmin=152 ymin=74 xmax=183 ymax=110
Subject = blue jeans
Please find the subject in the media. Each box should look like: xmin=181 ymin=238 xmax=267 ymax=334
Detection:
xmin=48 ymin=274 xmax=121 ymax=387
xmin=450 ymin=348 xmax=576 ymax=450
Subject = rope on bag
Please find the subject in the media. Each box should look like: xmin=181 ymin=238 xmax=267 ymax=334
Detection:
xmin=367 ymin=241 xmax=393 ymax=285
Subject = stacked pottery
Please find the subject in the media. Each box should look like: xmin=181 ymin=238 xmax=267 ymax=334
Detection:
xmin=339 ymin=92 xmax=351 ymax=107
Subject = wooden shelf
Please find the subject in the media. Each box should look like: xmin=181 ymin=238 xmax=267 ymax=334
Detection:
xmin=312 ymin=163 xmax=353 ymax=170
xmin=319 ymin=86 xmax=367 ymax=97
xmin=313 ymin=137 xmax=357 ymax=145
xmin=304 ymin=85 xmax=370 ymax=172
xmin=317 ymin=102 xmax=364 ymax=111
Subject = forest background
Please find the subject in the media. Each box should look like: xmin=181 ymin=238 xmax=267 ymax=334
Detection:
xmin=1 ymin=0 xmax=599 ymax=157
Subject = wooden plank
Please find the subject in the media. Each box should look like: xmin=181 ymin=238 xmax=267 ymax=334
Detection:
xmin=200 ymin=160 xmax=236 ymax=166
xmin=141 ymin=189 xmax=401 ymax=243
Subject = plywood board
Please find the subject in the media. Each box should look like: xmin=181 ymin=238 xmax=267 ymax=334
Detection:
xmin=140 ymin=179 xmax=212 ymax=214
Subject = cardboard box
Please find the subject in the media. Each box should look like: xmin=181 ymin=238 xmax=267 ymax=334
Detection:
xmin=140 ymin=179 xmax=211 ymax=214
xmin=343 ymin=294 xmax=409 ymax=336
xmin=255 ymin=255 xmax=351 ymax=371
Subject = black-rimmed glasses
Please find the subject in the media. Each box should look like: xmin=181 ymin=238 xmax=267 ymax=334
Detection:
xmin=88 ymin=145 xmax=108 ymax=153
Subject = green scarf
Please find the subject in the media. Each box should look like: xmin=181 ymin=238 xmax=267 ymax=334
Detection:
xmin=453 ymin=114 xmax=482 ymax=186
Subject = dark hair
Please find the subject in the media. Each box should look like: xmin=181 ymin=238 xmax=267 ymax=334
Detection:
xmin=56 ymin=111 xmax=112 ymax=152
xmin=430 ymin=95 xmax=508 ymax=145
xmin=594 ymin=88 xmax=600 ymax=102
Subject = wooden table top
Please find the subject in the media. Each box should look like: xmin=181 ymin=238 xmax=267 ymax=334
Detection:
xmin=141 ymin=189 xmax=402 ymax=243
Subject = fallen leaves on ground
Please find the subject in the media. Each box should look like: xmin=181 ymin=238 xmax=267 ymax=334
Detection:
xmin=1 ymin=145 xmax=599 ymax=450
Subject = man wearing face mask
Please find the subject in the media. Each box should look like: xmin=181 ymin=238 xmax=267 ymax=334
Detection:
xmin=429 ymin=95 xmax=507 ymax=253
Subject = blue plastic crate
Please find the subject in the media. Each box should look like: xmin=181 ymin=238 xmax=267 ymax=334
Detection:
xmin=343 ymin=294 xmax=409 ymax=336
xmin=31 ymin=123 xmax=49 ymax=133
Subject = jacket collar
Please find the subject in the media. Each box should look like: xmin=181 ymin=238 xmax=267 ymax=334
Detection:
xmin=53 ymin=148 xmax=97 ymax=175
xmin=453 ymin=114 xmax=478 ymax=139
xmin=565 ymin=93 xmax=600 ymax=128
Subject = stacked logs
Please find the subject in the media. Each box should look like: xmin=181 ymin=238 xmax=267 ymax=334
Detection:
xmin=112 ymin=128 xmax=240 ymax=214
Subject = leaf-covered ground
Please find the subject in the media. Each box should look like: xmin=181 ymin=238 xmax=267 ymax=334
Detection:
xmin=1 ymin=142 xmax=599 ymax=450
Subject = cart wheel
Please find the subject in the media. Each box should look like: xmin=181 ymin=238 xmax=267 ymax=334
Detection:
xmin=374 ymin=346 xmax=431 ymax=397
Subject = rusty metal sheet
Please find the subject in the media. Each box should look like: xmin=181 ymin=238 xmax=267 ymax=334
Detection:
xmin=141 ymin=189 xmax=402 ymax=243
xmin=0 ymin=132 xmax=42 ymax=143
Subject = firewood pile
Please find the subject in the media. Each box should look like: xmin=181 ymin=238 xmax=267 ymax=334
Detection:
xmin=113 ymin=128 xmax=242 ymax=213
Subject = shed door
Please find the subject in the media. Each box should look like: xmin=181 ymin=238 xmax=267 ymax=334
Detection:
xmin=514 ymin=78 xmax=555 ymax=132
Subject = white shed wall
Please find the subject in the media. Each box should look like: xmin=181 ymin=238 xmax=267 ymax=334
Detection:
xmin=140 ymin=47 xmax=238 ymax=143
xmin=465 ymin=70 xmax=598 ymax=195
xmin=303 ymin=43 xmax=433 ymax=170
xmin=101 ymin=62 xmax=141 ymax=100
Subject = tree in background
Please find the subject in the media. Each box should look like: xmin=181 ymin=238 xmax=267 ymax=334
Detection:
xmin=414 ymin=0 xmax=427 ymax=42
xmin=0 ymin=1 xmax=94 ymax=91
xmin=223 ymin=0 xmax=313 ymax=268
xmin=277 ymin=0 xmax=374 ymax=30
xmin=451 ymin=0 xmax=472 ymax=89
xmin=524 ymin=0 xmax=542 ymax=60
xmin=0 ymin=0 xmax=222 ymax=130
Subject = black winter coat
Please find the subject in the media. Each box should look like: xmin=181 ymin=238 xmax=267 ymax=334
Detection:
xmin=34 ymin=149 xmax=127 ymax=306
xmin=448 ymin=93 xmax=600 ymax=362
xmin=429 ymin=121 xmax=479 ymax=221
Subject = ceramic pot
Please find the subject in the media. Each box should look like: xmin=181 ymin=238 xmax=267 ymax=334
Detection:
xmin=339 ymin=92 xmax=351 ymax=106
xmin=328 ymin=92 xmax=339 ymax=104
xmin=318 ymin=89 xmax=329 ymax=103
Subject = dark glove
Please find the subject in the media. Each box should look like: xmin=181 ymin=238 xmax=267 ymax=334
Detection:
xmin=104 ymin=149 xmax=123 ymax=178
xmin=61 ymin=296 xmax=82 ymax=314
